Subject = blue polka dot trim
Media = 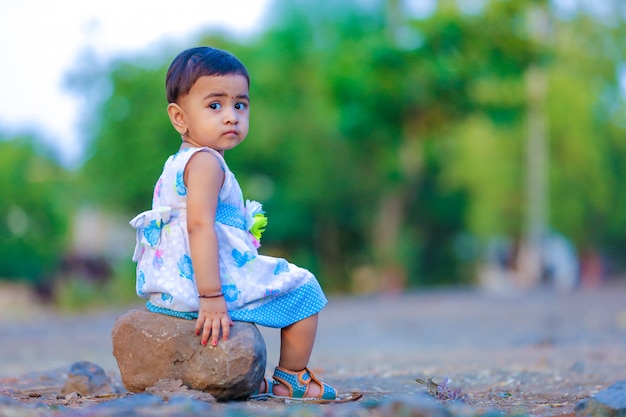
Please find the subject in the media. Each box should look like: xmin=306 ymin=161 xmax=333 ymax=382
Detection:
xmin=230 ymin=279 xmax=327 ymax=328
xmin=146 ymin=301 xmax=197 ymax=320
xmin=215 ymin=201 xmax=245 ymax=230
xmin=145 ymin=278 xmax=327 ymax=328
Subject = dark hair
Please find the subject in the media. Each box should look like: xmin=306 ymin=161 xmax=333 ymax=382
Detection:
xmin=165 ymin=46 xmax=250 ymax=104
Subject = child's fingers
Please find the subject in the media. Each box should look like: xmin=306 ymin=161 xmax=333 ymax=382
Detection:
xmin=195 ymin=313 xmax=231 ymax=346
xmin=221 ymin=317 xmax=231 ymax=341
xmin=195 ymin=317 xmax=204 ymax=337
xmin=201 ymin=323 xmax=212 ymax=346
xmin=196 ymin=316 xmax=214 ymax=346
xmin=211 ymin=319 xmax=221 ymax=346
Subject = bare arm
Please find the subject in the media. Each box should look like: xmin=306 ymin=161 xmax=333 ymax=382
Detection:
xmin=185 ymin=151 xmax=233 ymax=346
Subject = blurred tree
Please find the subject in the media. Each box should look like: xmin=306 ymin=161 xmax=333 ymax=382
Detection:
xmin=546 ymin=6 xmax=626 ymax=269
xmin=307 ymin=0 xmax=539 ymax=287
xmin=439 ymin=0 xmax=626 ymax=276
xmin=0 ymin=134 xmax=69 ymax=285
xmin=438 ymin=0 xmax=541 ymax=238
xmin=71 ymin=0 xmax=626 ymax=292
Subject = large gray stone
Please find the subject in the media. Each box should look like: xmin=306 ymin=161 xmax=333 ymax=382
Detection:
xmin=575 ymin=380 xmax=626 ymax=417
xmin=111 ymin=309 xmax=266 ymax=401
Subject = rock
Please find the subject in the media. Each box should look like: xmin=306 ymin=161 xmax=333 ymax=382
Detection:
xmin=111 ymin=309 xmax=266 ymax=401
xmin=575 ymin=380 xmax=626 ymax=417
xmin=62 ymin=361 xmax=115 ymax=396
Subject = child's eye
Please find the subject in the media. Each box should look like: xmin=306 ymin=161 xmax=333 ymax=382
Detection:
xmin=209 ymin=102 xmax=222 ymax=110
xmin=235 ymin=102 xmax=248 ymax=110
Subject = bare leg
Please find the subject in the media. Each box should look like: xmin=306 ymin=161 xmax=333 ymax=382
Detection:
xmin=278 ymin=313 xmax=318 ymax=370
xmin=272 ymin=314 xmax=322 ymax=397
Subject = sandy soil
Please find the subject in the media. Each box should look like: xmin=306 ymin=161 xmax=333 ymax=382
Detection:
xmin=1 ymin=281 xmax=625 ymax=415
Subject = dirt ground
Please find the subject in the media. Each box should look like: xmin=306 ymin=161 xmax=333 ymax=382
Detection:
xmin=1 ymin=280 xmax=625 ymax=415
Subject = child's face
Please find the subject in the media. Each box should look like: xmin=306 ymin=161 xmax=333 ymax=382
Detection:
xmin=176 ymin=74 xmax=250 ymax=153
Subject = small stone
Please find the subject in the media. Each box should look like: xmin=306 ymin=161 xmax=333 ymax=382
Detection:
xmin=62 ymin=361 xmax=114 ymax=396
xmin=575 ymin=380 xmax=626 ymax=417
xmin=64 ymin=391 xmax=81 ymax=402
xmin=111 ymin=309 xmax=266 ymax=401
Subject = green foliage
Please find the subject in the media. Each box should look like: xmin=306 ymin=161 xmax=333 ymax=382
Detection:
xmin=0 ymin=135 xmax=70 ymax=284
xmin=70 ymin=1 xmax=615 ymax=289
xmin=63 ymin=0 xmax=626 ymax=290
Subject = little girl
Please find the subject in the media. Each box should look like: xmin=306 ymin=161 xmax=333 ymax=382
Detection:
xmin=129 ymin=46 xmax=339 ymax=401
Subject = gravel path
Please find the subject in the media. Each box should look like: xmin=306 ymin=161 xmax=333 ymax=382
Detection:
xmin=1 ymin=282 xmax=626 ymax=415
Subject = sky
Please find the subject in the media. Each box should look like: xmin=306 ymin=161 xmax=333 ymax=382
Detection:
xmin=0 ymin=0 xmax=271 ymax=166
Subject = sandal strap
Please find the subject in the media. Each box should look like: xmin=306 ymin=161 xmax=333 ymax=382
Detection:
xmin=272 ymin=366 xmax=337 ymax=400
xmin=307 ymin=368 xmax=337 ymax=400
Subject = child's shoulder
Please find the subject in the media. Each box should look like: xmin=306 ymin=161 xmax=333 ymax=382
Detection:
xmin=173 ymin=147 xmax=230 ymax=174
xmin=166 ymin=147 xmax=205 ymax=166
xmin=172 ymin=146 xmax=224 ymax=161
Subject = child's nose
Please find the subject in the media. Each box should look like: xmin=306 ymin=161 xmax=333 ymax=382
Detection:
xmin=223 ymin=106 xmax=238 ymax=124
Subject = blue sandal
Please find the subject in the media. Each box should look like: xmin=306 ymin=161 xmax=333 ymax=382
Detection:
xmin=271 ymin=366 xmax=338 ymax=401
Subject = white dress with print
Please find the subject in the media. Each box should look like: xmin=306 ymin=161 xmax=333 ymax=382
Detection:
xmin=129 ymin=147 xmax=327 ymax=327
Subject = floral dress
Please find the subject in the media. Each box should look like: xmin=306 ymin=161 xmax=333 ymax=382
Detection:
xmin=129 ymin=147 xmax=327 ymax=328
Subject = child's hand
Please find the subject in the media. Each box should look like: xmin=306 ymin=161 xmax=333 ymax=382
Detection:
xmin=195 ymin=298 xmax=234 ymax=347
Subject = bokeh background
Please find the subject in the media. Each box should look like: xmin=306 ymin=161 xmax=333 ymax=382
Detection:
xmin=1 ymin=0 xmax=625 ymax=311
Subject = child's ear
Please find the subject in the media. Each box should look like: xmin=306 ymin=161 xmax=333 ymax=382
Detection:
xmin=167 ymin=103 xmax=187 ymax=135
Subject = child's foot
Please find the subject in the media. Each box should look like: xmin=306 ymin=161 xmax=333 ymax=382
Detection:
xmin=271 ymin=366 xmax=337 ymax=400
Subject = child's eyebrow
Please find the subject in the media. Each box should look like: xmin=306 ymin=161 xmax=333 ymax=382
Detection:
xmin=203 ymin=92 xmax=250 ymax=101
